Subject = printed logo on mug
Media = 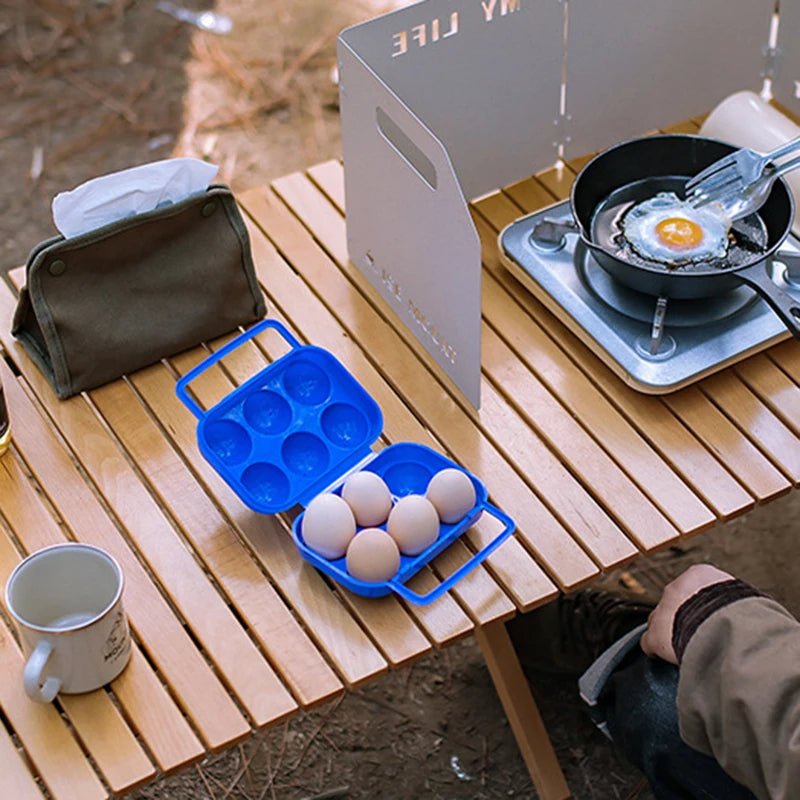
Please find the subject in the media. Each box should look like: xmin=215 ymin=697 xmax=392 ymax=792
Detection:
xmin=4 ymin=543 xmax=132 ymax=703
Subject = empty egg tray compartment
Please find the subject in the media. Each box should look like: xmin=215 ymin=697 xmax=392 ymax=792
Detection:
xmin=197 ymin=345 xmax=383 ymax=513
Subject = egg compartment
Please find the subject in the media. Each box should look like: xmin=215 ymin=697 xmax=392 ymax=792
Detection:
xmin=292 ymin=442 xmax=515 ymax=605
xmin=176 ymin=319 xmax=383 ymax=513
xmin=178 ymin=319 xmax=515 ymax=605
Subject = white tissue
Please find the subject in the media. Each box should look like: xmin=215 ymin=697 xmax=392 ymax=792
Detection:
xmin=52 ymin=158 xmax=219 ymax=238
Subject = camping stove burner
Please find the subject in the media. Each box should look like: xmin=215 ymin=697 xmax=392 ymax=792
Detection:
xmin=576 ymin=243 xmax=759 ymax=326
xmin=499 ymin=200 xmax=800 ymax=394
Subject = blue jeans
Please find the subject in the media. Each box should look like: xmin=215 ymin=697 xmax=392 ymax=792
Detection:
xmin=600 ymin=651 xmax=756 ymax=800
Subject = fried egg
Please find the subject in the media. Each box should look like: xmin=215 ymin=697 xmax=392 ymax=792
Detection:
xmin=621 ymin=192 xmax=730 ymax=266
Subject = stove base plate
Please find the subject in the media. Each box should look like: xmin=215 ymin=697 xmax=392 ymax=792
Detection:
xmin=499 ymin=200 xmax=798 ymax=394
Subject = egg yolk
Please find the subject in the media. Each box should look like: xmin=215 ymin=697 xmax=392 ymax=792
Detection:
xmin=655 ymin=217 xmax=705 ymax=250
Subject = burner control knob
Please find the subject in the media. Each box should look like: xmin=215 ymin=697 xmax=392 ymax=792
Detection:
xmin=530 ymin=217 xmax=579 ymax=251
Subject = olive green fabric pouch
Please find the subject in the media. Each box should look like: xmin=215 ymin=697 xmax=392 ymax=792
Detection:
xmin=12 ymin=185 xmax=265 ymax=399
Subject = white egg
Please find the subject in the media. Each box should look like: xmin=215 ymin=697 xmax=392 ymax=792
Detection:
xmin=621 ymin=192 xmax=730 ymax=265
xmin=301 ymin=493 xmax=356 ymax=559
xmin=346 ymin=528 xmax=400 ymax=583
xmin=386 ymin=495 xmax=440 ymax=556
xmin=426 ymin=468 xmax=477 ymax=524
xmin=341 ymin=470 xmax=393 ymax=527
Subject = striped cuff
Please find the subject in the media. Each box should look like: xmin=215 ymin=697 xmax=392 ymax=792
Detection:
xmin=672 ymin=578 xmax=765 ymax=664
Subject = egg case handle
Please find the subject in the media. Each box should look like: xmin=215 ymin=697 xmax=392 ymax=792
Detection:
xmin=387 ymin=502 xmax=515 ymax=606
xmin=175 ymin=318 xmax=302 ymax=419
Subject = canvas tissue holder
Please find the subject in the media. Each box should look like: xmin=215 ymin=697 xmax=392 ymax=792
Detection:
xmin=12 ymin=162 xmax=266 ymax=399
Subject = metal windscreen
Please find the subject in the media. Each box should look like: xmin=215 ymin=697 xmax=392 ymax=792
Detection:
xmin=772 ymin=0 xmax=800 ymax=117
xmin=339 ymin=0 xmax=777 ymax=407
xmin=564 ymin=0 xmax=774 ymax=160
xmin=341 ymin=0 xmax=564 ymax=201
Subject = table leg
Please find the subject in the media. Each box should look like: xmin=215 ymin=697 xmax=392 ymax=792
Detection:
xmin=475 ymin=620 xmax=571 ymax=800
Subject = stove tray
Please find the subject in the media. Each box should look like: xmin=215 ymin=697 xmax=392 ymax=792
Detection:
xmin=499 ymin=200 xmax=797 ymax=394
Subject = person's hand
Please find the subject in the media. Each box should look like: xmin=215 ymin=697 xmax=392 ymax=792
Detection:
xmin=640 ymin=564 xmax=734 ymax=664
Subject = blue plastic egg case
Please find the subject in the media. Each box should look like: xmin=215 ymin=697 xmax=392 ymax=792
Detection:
xmin=177 ymin=319 xmax=515 ymax=605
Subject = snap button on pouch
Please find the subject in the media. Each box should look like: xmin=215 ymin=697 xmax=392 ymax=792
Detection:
xmin=48 ymin=260 xmax=66 ymax=276
xmin=201 ymin=201 xmax=217 ymax=218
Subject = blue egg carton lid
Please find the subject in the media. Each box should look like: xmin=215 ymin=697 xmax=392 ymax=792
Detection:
xmin=177 ymin=319 xmax=515 ymax=605
xmin=176 ymin=319 xmax=384 ymax=513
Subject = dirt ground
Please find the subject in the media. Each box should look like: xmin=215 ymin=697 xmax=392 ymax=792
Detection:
xmin=3 ymin=2 xmax=800 ymax=799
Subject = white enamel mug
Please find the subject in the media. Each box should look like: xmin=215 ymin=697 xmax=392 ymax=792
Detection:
xmin=4 ymin=543 xmax=131 ymax=703
xmin=700 ymin=90 xmax=800 ymax=236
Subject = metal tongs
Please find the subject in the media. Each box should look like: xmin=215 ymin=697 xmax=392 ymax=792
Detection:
xmin=685 ymin=135 xmax=800 ymax=221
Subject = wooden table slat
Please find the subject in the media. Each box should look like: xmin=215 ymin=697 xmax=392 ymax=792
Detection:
xmin=190 ymin=339 xmax=477 ymax=648
xmin=481 ymin=322 xmax=687 ymax=547
xmin=0 ymin=321 xmax=299 ymax=731
xmin=125 ymin=364 xmax=346 ymax=706
xmin=0 ymin=448 xmax=204 ymax=773
xmin=137 ymin=353 xmax=391 ymax=687
xmin=89 ymin=378 xmax=338 ymax=712
xmin=735 ymin=354 xmax=800 ymax=440
xmin=457 ymin=517 xmax=558 ymax=613
xmin=769 ymin=340 xmax=800 ymax=385
xmin=535 ymin=164 xmax=575 ymax=203
xmin=0 ymin=719 xmax=46 ymax=800
xmin=0 ymin=624 xmax=108 ymax=800
xmin=506 ymin=167 xmax=793 ymax=504
xmin=501 ymin=177 xmax=559 ymax=219
xmin=481 ymin=268 xmax=720 ymax=536
xmin=240 ymin=184 xmax=599 ymax=590
xmin=701 ymin=372 xmax=800 ymax=484
xmin=474 ymin=178 xmax=783 ymax=511
xmin=0 ymin=525 xmax=153 ymax=794
xmin=58 ymin=692 xmax=155 ymax=794
xmin=665 ymin=386 xmax=792 ymax=500
xmin=473 ymin=362 xmax=641 ymax=563
xmin=238 ymin=192 xmax=594 ymax=585
xmin=109 ymin=648 xmax=205 ymax=773
xmin=0 ymin=356 xmax=251 ymax=752
xmin=662 ymin=119 xmax=703 ymax=135
xmin=272 ymin=171 xmax=697 ymax=551
xmin=336 ymin=590 xmax=435 ymax=667
xmin=307 ymin=159 xmax=345 ymax=212
xmin=5 ymin=125 xmax=800 ymax=800
xmin=430 ymin=529 xmax=518 ymax=626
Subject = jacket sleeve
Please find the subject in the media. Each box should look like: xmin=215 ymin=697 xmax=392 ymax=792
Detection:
xmin=677 ymin=594 xmax=800 ymax=800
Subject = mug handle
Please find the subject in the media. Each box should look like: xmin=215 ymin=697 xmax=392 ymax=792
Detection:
xmin=24 ymin=640 xmax=62 ymax=703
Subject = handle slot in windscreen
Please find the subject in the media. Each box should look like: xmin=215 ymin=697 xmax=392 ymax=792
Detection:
xmin=376 ymin=107 xmax=438 ymax=190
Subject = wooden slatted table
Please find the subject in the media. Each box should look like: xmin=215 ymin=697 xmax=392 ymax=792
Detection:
xmin=2 ymin=119 xmax=799 ymax=800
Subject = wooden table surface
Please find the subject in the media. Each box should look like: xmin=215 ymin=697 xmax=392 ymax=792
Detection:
xmin=1 ymin=118 xmax=799 ymax=800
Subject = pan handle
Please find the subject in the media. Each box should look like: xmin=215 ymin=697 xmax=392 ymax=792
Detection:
xmin=735 ymin=262 xmax=800 ymax=338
